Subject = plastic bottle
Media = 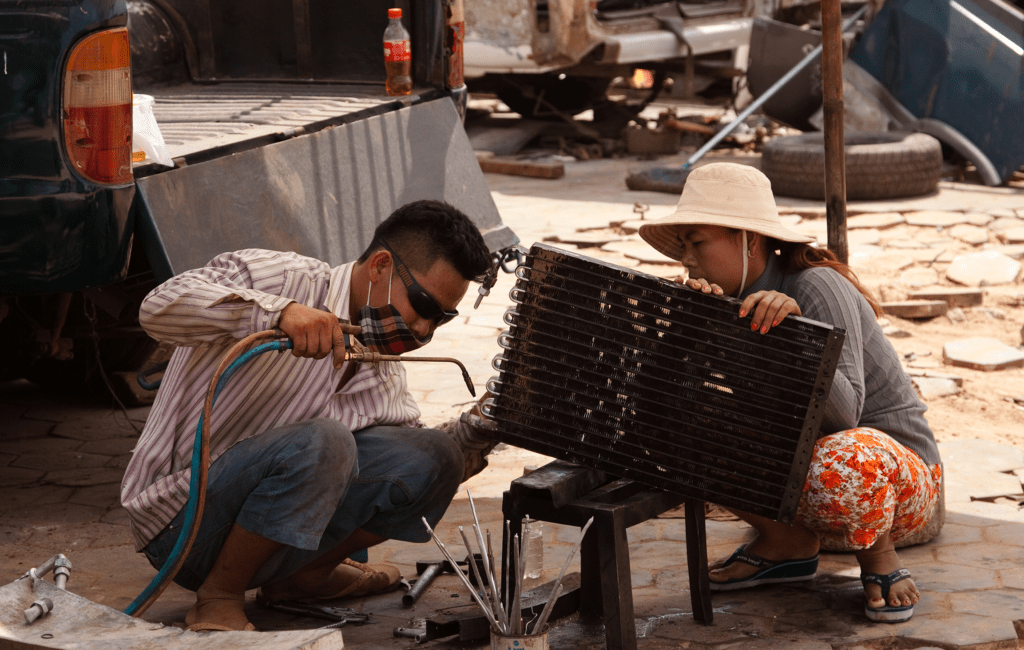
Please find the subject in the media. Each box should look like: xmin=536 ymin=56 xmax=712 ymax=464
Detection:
xmin=525 ymin=519 xmax=544 ymax=579
xmin=383 ymin=8 xmax=412 ymax=96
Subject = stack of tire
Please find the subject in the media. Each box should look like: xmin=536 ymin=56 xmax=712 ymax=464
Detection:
xmin=761 ymin=131 xmax=943 ymax=200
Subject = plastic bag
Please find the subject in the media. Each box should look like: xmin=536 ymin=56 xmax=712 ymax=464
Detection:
xmin=132 ymin=94 xmax=173 ymax=167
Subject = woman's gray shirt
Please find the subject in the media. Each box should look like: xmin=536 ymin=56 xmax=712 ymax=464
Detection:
xmin=742 ymin=255 xmax=941 ymax=465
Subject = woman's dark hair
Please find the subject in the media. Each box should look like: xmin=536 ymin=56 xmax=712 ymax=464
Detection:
xmin=358 ymin=200 xmax=491 ymax=281
xmin=775 ymin=240 xmax=883 ymax=317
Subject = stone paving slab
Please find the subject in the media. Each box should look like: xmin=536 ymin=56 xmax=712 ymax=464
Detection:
xmin=943 ymin=337 xmax=1024 ymax=371
xmin=946 ymin=251 xmax=1023 ymax=287
xmin=906 ymin=287 xmax=985 ymax=308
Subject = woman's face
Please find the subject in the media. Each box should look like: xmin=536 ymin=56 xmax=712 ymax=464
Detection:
xmin=674 ymin=225 xmax=746 ymax=294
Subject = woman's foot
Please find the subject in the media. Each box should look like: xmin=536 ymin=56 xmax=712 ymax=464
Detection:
xmin=856 ymin=544 xmax=919 ymax=611
xmin=185 ymin=584 xmax=254 ymax=632
xmin=709 ymin=529 xmax=819 ymax=583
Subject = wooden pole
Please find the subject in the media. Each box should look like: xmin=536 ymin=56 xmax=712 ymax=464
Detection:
xmin=821 ymin=0 xmax=848 ymax=264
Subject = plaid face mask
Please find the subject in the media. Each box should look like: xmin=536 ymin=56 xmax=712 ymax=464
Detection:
xmin=357 ymin=269 xmax=431 ymax=355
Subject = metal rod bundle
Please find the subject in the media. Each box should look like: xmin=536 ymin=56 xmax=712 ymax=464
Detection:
xmin=422 ymin=491 xmax=594 ymax=636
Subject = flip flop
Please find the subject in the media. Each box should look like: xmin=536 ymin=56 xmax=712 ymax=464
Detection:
xmin=708 ymin=544 xmax=818 ymax=591
xmin=862 ymin=568 xmax=915 ymax=623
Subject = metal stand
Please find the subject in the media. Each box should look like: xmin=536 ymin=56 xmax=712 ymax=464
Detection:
xmin=501 ymin=461 xmax=711 ymax=650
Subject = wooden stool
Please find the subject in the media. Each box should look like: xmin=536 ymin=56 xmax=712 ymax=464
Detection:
xmin=501 ymin=461 xmax=714 ymax=650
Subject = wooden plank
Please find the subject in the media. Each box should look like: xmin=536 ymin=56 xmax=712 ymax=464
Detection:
xmin=477 ymin=154 xmax=565 ymax=179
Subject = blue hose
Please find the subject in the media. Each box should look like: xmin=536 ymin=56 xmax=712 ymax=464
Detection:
xmin=124 ymin=339 xmax=292 ymax=615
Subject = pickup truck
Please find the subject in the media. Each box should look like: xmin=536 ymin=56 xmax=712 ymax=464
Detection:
xmin=0 ymin=0 xmax=517 ymax=400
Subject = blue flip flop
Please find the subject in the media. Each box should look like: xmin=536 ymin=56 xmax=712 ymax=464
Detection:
xmin=862 ymin=568 xmax=915 ymax=623
xmin=708 ymin=544 xmax=818 ymax=591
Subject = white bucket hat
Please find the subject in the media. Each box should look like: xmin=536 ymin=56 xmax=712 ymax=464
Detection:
xmin=638 ymin=162 xmax=814 ymax=262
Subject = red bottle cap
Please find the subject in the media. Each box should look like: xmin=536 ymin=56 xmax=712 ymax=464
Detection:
xmin=388 ymin=8 xmax=402 ymax=18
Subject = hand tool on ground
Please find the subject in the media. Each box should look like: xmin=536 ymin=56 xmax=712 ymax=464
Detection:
xmin=254 ymin=593 xmax=370 ymax=625
xmin=404 ymin=554 xmax=488 ymax=607
xmin=393 ymin=625 xmax=429 ymax=642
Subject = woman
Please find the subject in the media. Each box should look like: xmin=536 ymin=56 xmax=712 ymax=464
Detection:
xmin=638 ymin=162 xmax=943 ymax=623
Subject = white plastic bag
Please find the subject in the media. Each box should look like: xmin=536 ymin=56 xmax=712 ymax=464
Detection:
xmin=132 ymin=94 xmax=173 ymax=167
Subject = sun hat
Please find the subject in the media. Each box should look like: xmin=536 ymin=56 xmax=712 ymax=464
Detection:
xmin=638 ymin=162 xmax=813 ymax=261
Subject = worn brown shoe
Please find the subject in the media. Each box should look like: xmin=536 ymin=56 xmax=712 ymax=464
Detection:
xmin=259 ymin=558 xmax=403 ymax=602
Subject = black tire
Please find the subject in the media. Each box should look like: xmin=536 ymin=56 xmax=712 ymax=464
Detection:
xmin=761 ymin=131 xmax=943 ymax=200
xmin=493 ymin=74 xmax=612 ymax=118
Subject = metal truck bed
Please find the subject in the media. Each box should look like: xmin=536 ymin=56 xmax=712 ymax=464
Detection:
xmin=137 ymin=83 xmax=438 ymax=169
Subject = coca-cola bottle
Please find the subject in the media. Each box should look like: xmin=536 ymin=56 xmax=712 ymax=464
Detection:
xmin=383 ymin=8 xmax=412 ymax=96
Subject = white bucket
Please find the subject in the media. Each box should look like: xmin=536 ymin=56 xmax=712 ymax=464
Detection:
xmin=490 ymin=630 xmax=548 ymax=650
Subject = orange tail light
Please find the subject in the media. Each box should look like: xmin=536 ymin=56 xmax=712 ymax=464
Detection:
xmin=63 ymin=27 xmax=133 ymax=185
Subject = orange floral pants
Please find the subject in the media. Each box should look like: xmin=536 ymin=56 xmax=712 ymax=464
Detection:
xmin=796 ymin=428 xmax=942 ymax=551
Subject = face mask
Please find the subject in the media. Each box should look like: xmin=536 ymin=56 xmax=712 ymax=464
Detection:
xmin=357 ymin=266 xmax=431 ymax=355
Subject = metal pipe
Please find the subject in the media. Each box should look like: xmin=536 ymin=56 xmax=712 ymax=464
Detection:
xmin=679 ymin=4 xmax=869 ymax=173
xmin=422 ymin=518 xmax=501 ymax=631
xmin=822 ymin=0 xmax=849 ymax=263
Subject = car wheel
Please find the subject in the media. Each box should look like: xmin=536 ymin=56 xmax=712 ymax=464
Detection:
xmin=761 ymin=131 xmax=943 ymax=200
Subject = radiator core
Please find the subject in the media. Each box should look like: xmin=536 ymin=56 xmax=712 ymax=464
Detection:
xmin=482 ymin=243 xmax=846 ymax=523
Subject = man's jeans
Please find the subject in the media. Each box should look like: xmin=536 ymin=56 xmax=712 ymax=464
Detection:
xmin=143 ymin=418 xmax=463 ymax=591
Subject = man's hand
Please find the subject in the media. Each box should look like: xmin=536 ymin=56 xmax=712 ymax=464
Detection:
xmin=278 ymin=303 xmax=348 ymax=368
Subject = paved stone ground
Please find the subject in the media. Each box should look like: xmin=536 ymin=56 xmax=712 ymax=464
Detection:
xmin=2 ymin=139 xmax=1023 ymax=649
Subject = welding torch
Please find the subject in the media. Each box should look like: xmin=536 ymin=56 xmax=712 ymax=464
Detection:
xmin=325 ymin=322 xmax=476 ymax=397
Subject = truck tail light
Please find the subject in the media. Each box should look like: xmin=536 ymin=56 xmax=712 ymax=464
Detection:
xmin=63 ymin=27 xmax=133 ymax=185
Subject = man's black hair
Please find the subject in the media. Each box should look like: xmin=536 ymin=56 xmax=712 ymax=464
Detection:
xmin=357 ymin=200 xmax=491 ymax=281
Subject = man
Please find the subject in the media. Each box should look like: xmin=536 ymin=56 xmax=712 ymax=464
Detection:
xmin=121 ymin=200 xmax=496 ymax=631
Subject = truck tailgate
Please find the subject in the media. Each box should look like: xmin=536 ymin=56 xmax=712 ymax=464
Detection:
xmin=133 ymin=93 xmax=517 ymax=282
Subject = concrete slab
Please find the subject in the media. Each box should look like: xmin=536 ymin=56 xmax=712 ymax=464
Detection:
xmin=905 ymin=369 xmax=964 ymax=386
xmin=946 ymin=251 xmax=1022 ymax=287
xmin=895 ymin=612 xmax=1019 ymax=649
xmin=904 ymin=211 xmax=971 ymax=227
xmin=0 ymin=579 xmax=343 ymax=650
xmin=965 ymin=212 xmax=995 ymax=226
xmin=988 ymin=217 xmax=1024 ymax=232
xmin=883 ymin=238 xmax=931 ymax=249
xmin=997 ymin=226 xmax=1024 ymax=244
xmin=988 ymin=244 xmax=1024 ymax=259
xmin=906 ymin=287 xmax=984 ymax=308
xmin=899 ymin=268 xmax=939 ymax=288
xmin=943 ymin=337 xmax=1024 ymax=371
xmin=948 ymin=223 xmax=991 ymax=245
xmin=911 ymin=376 xmax=961 ymax=398
xmin=849 ymin=229 xmax=882 ymax=246
xmin=881 ymin=301 xmax=947 ymax=319
xmin=854 ymin=251 xmax=915 ymax=272
xmin=846 ymin=212 xmax=904 ymax=229
xmin=938 ymin=439 xmax=1024 ymax=474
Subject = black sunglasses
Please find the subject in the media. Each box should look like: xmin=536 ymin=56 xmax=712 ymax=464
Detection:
xmin=380 ymin=242 xmax=459 ymax=325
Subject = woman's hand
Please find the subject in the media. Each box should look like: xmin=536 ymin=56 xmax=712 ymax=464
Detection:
xmin=740 ymin=290 xmax=801 ymax=334
xmin=682 ymin=277 xmax=724 ymax=296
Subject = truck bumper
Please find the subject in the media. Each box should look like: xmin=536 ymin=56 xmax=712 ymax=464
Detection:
xmin=0 ymin=185 xmax=135 ymax=295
